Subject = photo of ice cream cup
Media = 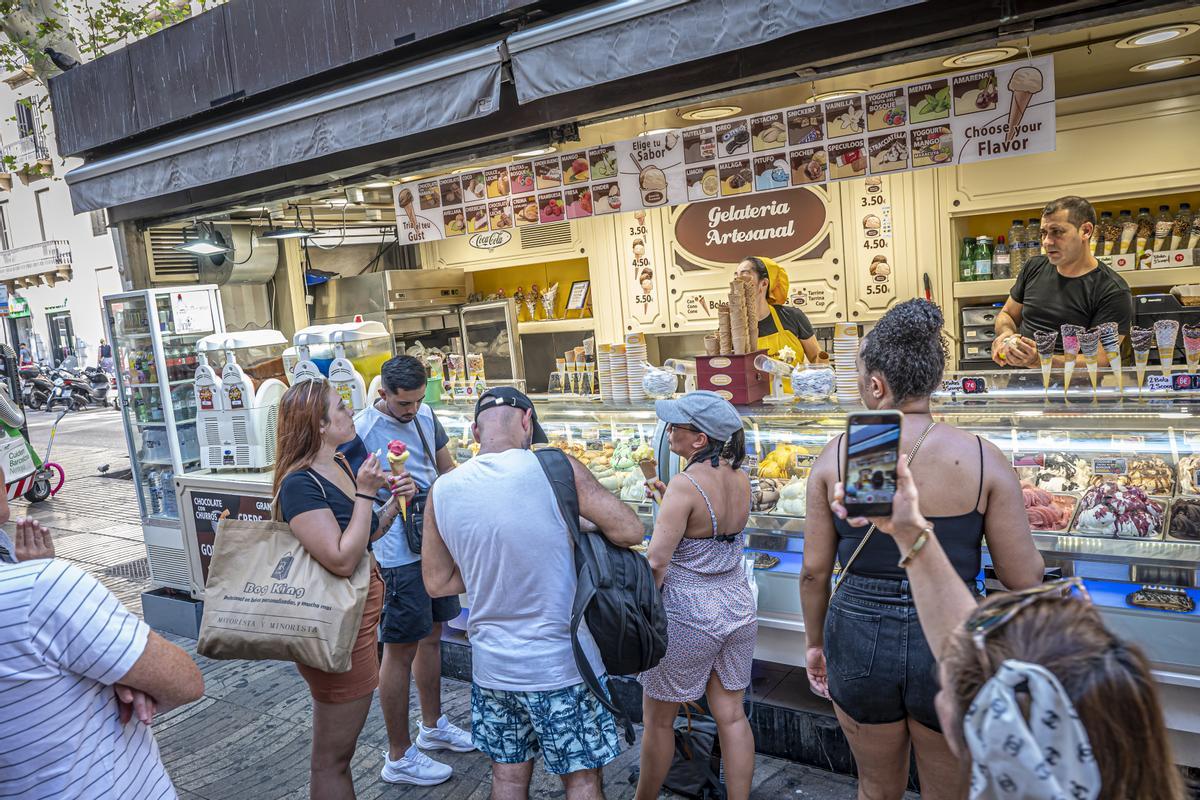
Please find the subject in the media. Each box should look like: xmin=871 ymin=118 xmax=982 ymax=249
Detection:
xmin=862 ymin=214 xmax=881 ymax=237
xmin=1005 ymin=66 xmax=1043 ymax=143
xmin=639 ymin=165 xmax=668 ymax=206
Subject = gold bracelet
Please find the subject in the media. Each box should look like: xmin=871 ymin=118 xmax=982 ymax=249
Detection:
xmin=898 ymin=525 xmax=933 ymax=568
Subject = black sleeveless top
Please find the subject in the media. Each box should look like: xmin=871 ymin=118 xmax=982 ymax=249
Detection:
xmin=834 ymin=434 xmax=985 ymax=583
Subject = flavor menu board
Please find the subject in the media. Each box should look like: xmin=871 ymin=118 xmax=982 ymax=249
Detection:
xmin=395 ymin=56 xmax=1055 ymax=241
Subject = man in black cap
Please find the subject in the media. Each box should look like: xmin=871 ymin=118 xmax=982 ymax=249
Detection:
xmin=421 ymin=387 xmax=643 ymax=798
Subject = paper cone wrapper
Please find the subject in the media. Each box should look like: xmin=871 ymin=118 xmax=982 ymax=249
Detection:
xmin=1085 ymin=360 xmax=1099 ymax=389
xmin=639 ymin=459 xmax=658 ymax=480
xmin=1006 ymin=91 xmax=1032 ymax=142
xmin=1062 ymin=361 xmax=1075 ymax=392
xmin=1159 ymin=347 xmax=1175 ymax=377
xmin=1133 ymin=350 xmax=1150 ymax=367
xmin=743 ymin=279 xmax=759 ymax=351
xmin=1107 ymin=353 xmax=1123 ymax=392
xmin=1040 ymin=357 xmax=1053 ymax=390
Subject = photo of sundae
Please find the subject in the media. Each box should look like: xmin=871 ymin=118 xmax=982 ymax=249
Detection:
xmin=1005 ymin=66 xmax=1044 ymax=143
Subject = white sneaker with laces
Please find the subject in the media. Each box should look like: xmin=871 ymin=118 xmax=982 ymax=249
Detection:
xmin=415 ymin=715 xmax=476 ymax=753
xmin=380 ymin=744 xmax=453 ymax=786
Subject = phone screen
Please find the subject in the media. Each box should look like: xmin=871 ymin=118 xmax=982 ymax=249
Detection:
xmin=844 ymin=416 xmax=901 ymax=513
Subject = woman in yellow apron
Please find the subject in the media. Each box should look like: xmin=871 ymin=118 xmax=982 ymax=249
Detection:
xmin=734 ymin=256 xmax=822 ymax=363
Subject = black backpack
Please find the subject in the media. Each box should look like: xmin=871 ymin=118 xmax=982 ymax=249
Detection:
xmin=534 ymin=448 xmax=668 ymax=743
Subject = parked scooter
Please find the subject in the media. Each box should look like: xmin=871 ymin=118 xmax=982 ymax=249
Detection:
xmin=82 ymin=366 xmax=116 ymax=408
xmin=20 ymin=363 xmax=53 ymax=410
xmin=45 ymin=368 xmax=93 ymax=412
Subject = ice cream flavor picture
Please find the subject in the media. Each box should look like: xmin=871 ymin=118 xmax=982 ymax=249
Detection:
xmin=827 ymin=139 xmax=867 ymax=180
xmin=439 ymin=177 xmax=463 ymax=206
xmin=908 ymin=79 xmax=950 ymax=124
xmin=868 ymin=131 xmax=908 ymax=174
xmin=753 ymin=153 xmax=789 ymax=191
xmin=751 ymin=112 xmax=787 ymax=151
xmin=484 ymin=167 xmax=510 ymax=198
xmin=683 ymin=127 xmax=717 ymax=164
xmin=715 ymin=120 xmax=750 ymax=157
xmin=952 ymin=70 xmax=998 ymax=116
xmin=786 ymin=104 xmax=823 ymax=146
xmin=909 ymin=125 xmax=953 ymax=167
xmin=718 ymin=159 xmax=752 ymax=196
xmin=465 ymin=202 xmax=489 ymax=234
xmin=417 ymin=180 xmax=441 ymax=210
xmin=1005 ymin=66 xmax=1044 ymax=142
xmin=508 ymin=162 xmax=535 ymax=195
xmin=823 ymin=96 xmax=865 ymax=140
xmin=790 ymin=147 xmax=827 ymax=185
xmin=561 ymin=151 xmax=589 ymax=184
xmin=866 ymin=88 xmax=906 ymax=132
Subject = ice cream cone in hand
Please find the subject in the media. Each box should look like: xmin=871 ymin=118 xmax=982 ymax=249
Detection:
xmin=639 ymin=458 xmax=662 ymax=502
xmin=387 ymin=440 xmax=410 ymax=521
xmin=1005 ymin=67 xmax=1043 ymax=143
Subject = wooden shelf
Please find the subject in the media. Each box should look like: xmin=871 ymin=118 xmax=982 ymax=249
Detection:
xmin=954 ymin=266 xmax=1200 ymax=300
xmin=517 ymin=318 xmax=595 ymax=335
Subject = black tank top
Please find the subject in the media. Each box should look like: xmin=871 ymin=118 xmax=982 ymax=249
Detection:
xmin=833 ymin=434 xmax=986 ymax=583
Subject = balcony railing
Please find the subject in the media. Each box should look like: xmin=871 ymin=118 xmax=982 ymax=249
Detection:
xmin=0 ymin=240 xmax=71 ymax=282
xmin=1 ymin=134 xmax=49 ymax=166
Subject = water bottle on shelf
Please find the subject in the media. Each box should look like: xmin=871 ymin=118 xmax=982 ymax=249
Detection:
xmin=993 ymin=235 xmax=1010 ymax=280
xmin=973 ymin=235 xmax=993 ymax=281
xmin=1025 ymin=218 xmax=1043 ymax=259
xmin=958 ymin=237 xmax=975 ymax=282
xmin=1008 ymin=220 xmax=1026 ymax=275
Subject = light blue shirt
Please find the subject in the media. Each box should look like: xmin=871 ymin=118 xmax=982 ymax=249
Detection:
xmin=354 ymin=403 xmax=446 ymax=567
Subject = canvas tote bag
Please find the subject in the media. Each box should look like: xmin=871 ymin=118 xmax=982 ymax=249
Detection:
xmin=197 ymin=473 xmax=371 ymax=673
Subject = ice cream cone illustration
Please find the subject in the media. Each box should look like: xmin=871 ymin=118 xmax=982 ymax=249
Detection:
xmin=396 ymin=188 xmax=418 ymax=230
xmin=1005 ymin=67 xmax=1043 ymax=143
xmin=1061 ymin=324 xmax=1083 ymax=394
xmin=1155 ymin=319 xmax=1179 ymax=377
xmin=1079 ymin=329 xmax=1101 ymax=393
xmin=1096 ymin=322 xmax=1122 ymax=394
xmin=1130 ymin=326 xmax=1152 ymax=396
xmin=1033 ymin=330 xmax=1057 ymax=395
xmin=387 ymin=440 xmax=410 ymax=521
xmin=1184 ymin=323 xmax=1200 ymax=371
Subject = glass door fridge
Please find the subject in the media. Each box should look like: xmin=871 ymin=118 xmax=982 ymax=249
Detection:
xmin=104 ymin=286 xmax=224 ymax=529
xmin=459 ymin=299 xmax=524 ymax=387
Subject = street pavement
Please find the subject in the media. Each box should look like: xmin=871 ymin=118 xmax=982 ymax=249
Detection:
xmin=11 ymin=408 xmax=885 ymax=799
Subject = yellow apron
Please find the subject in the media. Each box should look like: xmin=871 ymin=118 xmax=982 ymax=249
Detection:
xmin=760 ymin=304 xmax=806 ymax=392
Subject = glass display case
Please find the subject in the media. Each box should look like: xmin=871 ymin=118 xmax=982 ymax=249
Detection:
xmin=104 ymin=286 xmax=225 ymax=525
xmin=432 ymin=373 xmax=1200 ymax=672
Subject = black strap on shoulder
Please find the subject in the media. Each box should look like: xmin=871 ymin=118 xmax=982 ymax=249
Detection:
xmin=532 ymin=448 xmax=635 ymax=745
xmin=412 ymin=415 xmax=437 ymax=487
xmin=975 ymin=435 xmax=986 ymax=510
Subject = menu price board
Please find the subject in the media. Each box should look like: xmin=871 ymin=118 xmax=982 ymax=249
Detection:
xmin=395 ymin=56 xmax=1055 ymax=241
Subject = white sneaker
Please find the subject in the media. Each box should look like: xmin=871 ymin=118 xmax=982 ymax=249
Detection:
xmin=415 ymin=715 xmax=477 ymax=753
xmin=380 ymin=745 xmax=453 ymax=786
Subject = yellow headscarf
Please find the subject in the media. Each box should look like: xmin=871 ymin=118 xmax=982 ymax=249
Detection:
xmin=753 ymin=256 xmax=790 ymax=306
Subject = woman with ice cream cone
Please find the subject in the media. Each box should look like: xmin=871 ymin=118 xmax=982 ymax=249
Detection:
xmin=636 ymin=391 xmax=757 ymax=800
xmin=992 ymin=196 xmax=1133 ymax=375
xmin=735 ymin=256 xmax=822 ymax=363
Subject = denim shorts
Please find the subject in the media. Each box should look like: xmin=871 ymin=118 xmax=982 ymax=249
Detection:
xmin=471 ymin=678 xmax=621 ymax=775
xmin=823 ymin=573 xmax=958 ymax=731
xmin=379 ymin=562 xmax=461 ymax=644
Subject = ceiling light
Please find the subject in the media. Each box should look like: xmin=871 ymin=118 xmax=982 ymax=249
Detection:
xmin=638 ymin=127 xmax=676 ymax=137
xmin=259 ymin=207 xmax=319 ymax=240
xmin=1116 ymin=24 xmax=1198 ymax=49
xmin=806 ymin=88 xmax=866 ymax=103
xmin=363 ymin=181 xmax=393 ymax=188
xmin=942 ymin=47 xmax=1019 ymax=68
xmin=1129 ymin=55 xmax=1200 ymax=72
xmin=173 ymin=221 xmax=230 ymax=256
xmin=679 ymin=105 xmax=742 ymax=121
xmin=512 ymin=146 xmax=556 ymax=158
xmin=396 ymin=174 xmax=425 ymax=183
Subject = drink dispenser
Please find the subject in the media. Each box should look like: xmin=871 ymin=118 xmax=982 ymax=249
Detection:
xmin=197 ymin=330 xmax=289 ymax=470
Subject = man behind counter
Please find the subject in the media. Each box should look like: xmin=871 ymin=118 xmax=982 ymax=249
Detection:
xmin=992 ymin=195 xmax=1133 ymax=369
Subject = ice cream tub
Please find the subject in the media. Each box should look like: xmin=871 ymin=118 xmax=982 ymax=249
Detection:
xmin=1166 ymin=496 xmax=1200 ymax=542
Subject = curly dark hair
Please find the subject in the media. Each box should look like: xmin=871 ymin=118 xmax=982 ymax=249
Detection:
xmin=861 ymin=299 xmax=947 ymax=402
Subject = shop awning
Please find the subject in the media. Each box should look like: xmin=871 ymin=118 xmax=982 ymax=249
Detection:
xmin=507 ymin=0 xmax=926 ymax=105
xmin=64 ymin=41 xmax=504 ymax=214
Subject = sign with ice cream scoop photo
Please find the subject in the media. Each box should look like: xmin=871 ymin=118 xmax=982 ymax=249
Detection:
xmin=394 ymin=180 xmax=448 ymax=243
xmin=951 ymin=56 xmax=1056 ymax=164
xmin=616 ymin=131 xmax=687 ymax=214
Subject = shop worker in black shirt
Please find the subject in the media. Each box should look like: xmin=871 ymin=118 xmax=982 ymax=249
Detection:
xmin=992 ymin=195 xmax=1133 ymax=368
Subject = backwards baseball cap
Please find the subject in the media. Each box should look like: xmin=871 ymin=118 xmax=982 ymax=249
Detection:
xmin=474 ymin=386 xmax=549 ymax=444
xmin=655 ymin=390 xmax=743 ymax=441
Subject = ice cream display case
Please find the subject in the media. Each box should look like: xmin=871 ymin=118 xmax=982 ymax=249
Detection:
xmin=432 ymin=378 xmax=1200 ymax=723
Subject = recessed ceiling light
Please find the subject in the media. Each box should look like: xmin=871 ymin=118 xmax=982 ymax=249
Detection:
xmin=1116 ymin=24 xmax=1199 ymax=49
xmin=679 ymin=105 xmax=742 ymax=121
xmin=806 ymin=89 xmax=866 ymax=103
xmin=363 ymin=181 xmax=393 ymax=188
xmin=512 ymin=146 xmax=556 ymax=158
xmin=1129 ymin=54 xmax=1200 ymax=72
xmin=942 ymin=47 xmax=1019 ymax=68
xmin=397 ymin=174 xmax=424 ymax=183
xmin=638 ymin=127 xmax=676 ymax=137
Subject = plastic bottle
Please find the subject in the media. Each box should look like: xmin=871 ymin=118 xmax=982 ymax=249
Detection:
xmin=1008 ymin=220 xmax=1026 ymax=275
xmin=959 ymin=237 xmax=975 ymax=282
xmin=1025 ymin=218 xmax=1042 ymax=259
xmin=1094 ymin=211 xmax=1112 ymax=256
xmin=973 ymin=235 xmax=993 ymax=280
xmin=1173 ymin=203 xmax=1193 ymax=250
xmin=993 ymin=235 xmax=1011 ymax=279
xmin=1152 ymin=205 xmax=1173 ymax=254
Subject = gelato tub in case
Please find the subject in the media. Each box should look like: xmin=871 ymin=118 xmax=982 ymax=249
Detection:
xmin=1167 ymin=497 xmax=1200 ymax=542
xmin=1072 ymin=481 xmax=1165 ymax=540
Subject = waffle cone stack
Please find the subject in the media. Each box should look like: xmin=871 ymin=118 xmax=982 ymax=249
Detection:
xmin=728 ymin=280 xmax=749 ymax=354
xmin=742 ymin=278 xmax=759 ymax=352
xmin=717 ymin=305 xmax=733 ymax=354
xmin=703 ymin=334 xmax=720 ymax=356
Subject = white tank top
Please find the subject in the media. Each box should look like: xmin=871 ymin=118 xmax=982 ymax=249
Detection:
xmin=431 ymin=447 xmax=603 ymax=692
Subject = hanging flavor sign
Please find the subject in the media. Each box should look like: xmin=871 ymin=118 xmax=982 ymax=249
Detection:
xmin=616 ymin=131 xmax=687 ymax=213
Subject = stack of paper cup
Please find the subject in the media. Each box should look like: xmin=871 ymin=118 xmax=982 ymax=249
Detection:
xmin=1154 ymin=319 xmax=1180 ymax=377
xmin=832 ymin=322 xmax=860 ymax=402
xmin=1184 ymin=323 xmax=1200 ymax=371
xmin=610 ymin=345 xmax=629 ymax=404
xmin=703 ymin=335 xmax=720 ymax=356
xmin=597 ymin=344 xmax=613 ymax=403
xmin=626 ymin=333 xmax=648 ymax=403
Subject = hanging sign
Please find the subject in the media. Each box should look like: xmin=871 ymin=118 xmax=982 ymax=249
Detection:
xmin=399 ymin=56 xmax=1055 ymax=241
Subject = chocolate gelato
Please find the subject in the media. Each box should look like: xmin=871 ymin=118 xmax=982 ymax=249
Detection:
xmin=1168 ymin=497 xmax=1200 ymax=541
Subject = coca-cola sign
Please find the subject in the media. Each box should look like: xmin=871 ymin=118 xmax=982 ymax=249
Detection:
xmin=468 ymin=229 xmax=513 ymax=250
xmin=673 ymin=188 xmax=827 ymax=265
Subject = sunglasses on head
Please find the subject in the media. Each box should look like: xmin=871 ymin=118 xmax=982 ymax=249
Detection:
xmin=966 ymin=577 xmax=1091 ymax=672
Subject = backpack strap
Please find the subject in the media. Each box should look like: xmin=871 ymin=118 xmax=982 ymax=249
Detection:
xmin=533 ymin=448 xmax=635 ymax=745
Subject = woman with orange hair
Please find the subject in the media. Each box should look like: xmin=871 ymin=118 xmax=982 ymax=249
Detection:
xmin=272 ymin=377 xmax=401 ymax=799
xmin=734 ymin=256 xmax=821 ymax=363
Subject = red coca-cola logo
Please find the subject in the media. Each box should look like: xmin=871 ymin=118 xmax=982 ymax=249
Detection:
xmin=673 ymin=188 xmax=827 ymax=264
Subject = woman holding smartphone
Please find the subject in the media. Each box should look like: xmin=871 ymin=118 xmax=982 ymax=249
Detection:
xmin=800 ymin=299 xmax=1044 ymax=800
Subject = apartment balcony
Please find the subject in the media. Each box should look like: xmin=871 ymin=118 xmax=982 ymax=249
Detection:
xmin=0 ymin=240 xmax=72 ymax=287
xmin=0 ymin=135 xmax=52 ymax=187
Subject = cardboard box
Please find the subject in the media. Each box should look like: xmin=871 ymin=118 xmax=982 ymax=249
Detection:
xmin=696 ymin=350 xmax=769 ymax=405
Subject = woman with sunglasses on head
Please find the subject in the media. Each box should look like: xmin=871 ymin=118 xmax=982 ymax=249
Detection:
xmin=734 ymin=256 xmax=822 ymax=363
xmin=273 ymin=378 xmax=403 ymax=799
xmin=801 ymin=299 xmax=1045 ymax=800
xmin=635 ymin=391 xmax=757 ymax=800
xmin=831 ymin=455 xmax=1183 ymax=800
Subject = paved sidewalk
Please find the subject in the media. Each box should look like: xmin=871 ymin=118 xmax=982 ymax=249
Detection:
xmin=11 ymin=410 xmax=884 ymax=799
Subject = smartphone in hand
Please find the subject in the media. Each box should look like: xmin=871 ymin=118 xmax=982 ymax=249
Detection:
xmin=843 ymin=410 xmax=903 ymax=517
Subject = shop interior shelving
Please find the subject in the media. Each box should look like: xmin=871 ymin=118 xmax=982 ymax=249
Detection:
xmin=517 ymin=318 xmax=595 ymax=335
xmin=954 ymin=265 xmax=1200 ymax=300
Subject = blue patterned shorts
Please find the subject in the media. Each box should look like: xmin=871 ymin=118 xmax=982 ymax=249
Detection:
xmin=470 ymin=677 xmax=622 ymax=775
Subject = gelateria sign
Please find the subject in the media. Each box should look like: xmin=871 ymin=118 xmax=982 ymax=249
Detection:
xmin=673 ymin=188 xmax=827 ymax=266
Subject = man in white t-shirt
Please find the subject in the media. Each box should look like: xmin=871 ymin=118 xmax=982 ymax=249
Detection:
xmin=422 ymin=388 xmax=644 ymax=799
xmin=0 ymin=518 xmax=205 ymax=800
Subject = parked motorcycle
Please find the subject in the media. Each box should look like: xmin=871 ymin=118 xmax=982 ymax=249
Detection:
xmin=45 ymin=368 xmax=94 ymax=412
xmin=19 ymin=363 xmax=53 ymax=411
xmin=82 ymin=366 xmax=116 ymax=408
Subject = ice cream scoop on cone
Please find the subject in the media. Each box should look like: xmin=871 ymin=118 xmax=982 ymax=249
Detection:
xmin=387 ymin=440 xmax=410 ymax=521
xmin=1183 ymin=323 xmax=1200 ymax=371
xmin=639 ymin=458 xmax=662 ymax=502
xmin=1005 ymin=67 xmax=1043 ymax=143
